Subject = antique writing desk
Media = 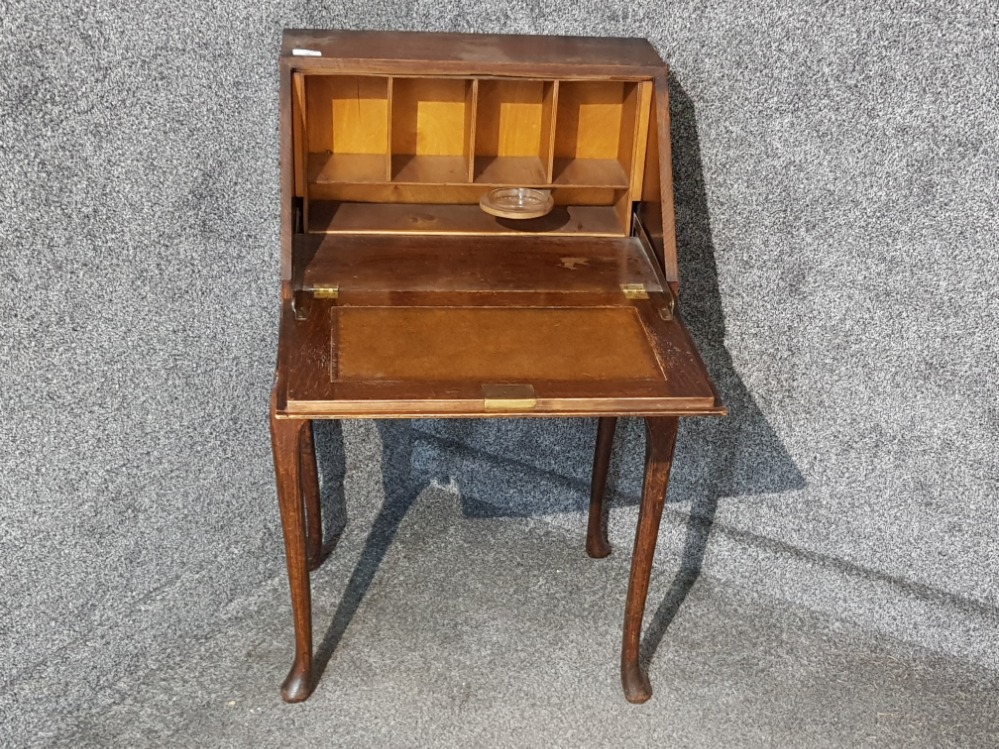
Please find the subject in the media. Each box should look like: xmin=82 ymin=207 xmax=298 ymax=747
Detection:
xmin=271 ymin=29 xmax=724 ymax=704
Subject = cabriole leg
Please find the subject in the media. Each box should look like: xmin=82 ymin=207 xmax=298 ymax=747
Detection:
xmin=299 ymin=420 xmax=323 ymax=571
xmin=587 ymin=416 xmax=617 ymax=558
xmin=271 ymin=415 xmax=314 ymax=703
xmin=620 ymin=416 xmax=678 ymax=703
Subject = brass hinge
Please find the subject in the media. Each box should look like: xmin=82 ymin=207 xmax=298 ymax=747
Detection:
xmin=313 ymin=284 xmax=339 ymax=299
xmin=658 ymin=301 xmax=674 ymax=321
xmin=621 ymin=283 xmax=675 ymax=321
xmin=621 ymin=283 xmax=649 ymax=300
xmin=293 ymin=284 xmax=338 ymax=320
xmin=293 ymin=290 xmax=312 ymax=320
xmin=483 ymin=384 xmax=537 ymax=411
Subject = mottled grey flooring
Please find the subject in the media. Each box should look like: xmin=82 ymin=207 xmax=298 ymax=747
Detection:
xmin=40 ymin=485 xmax=996 ymax=748
xmin=5 ymin=5 xmax=998 ymax=746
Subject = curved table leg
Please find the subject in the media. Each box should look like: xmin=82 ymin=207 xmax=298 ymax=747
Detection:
xmin=621 ymin=416 xmax=678 ymax=703
xmin=271 ymin=415 xmax=314 ymax=703
xmin=299 ymin=420 xmax=323 ymax=571
xmin=587 ymin=416 xmax=617 ymax=558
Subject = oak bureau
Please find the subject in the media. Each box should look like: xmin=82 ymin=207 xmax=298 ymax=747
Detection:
xmin=270 ymin=29 xmax=725 ymax=704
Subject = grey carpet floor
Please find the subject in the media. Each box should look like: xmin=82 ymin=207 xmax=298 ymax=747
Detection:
xmin=4 ymin=5 xmax=998 ymax=745
xmin=47 ymin=485 xmax=999 ymax=749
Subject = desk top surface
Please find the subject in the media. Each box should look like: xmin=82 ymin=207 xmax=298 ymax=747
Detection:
xmin=281 ymin=29 xmax=665 ymax=75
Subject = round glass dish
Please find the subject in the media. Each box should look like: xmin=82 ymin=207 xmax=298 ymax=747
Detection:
xmin=479 ymin=187 xmax=554 ymax=220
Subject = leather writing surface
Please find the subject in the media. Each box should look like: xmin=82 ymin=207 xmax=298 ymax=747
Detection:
xmin=332 ymin=306 xmax=662 ymax=382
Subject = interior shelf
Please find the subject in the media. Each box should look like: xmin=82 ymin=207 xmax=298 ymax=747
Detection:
xmin=391 ymin=155 xmax=470 ymax=184
xmin=307 ymin=201 xmax=625 ymax=237
xmin=473 ymin=156 xmax=547 ymax=185
xmin=552 ymin=158 xmax=629 ymax=187
xmin=308 ymin=153 xmax=387 ymax=184
xmin=308 ymin=155 xmax=626 ymax=188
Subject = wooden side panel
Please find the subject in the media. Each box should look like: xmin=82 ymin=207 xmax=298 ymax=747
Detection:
xmin=629 ymin=81 xmax=653 ymax=202
xmin=616 ymin=82 xmax=640 ymax=179
xmin=654 ymin=75 xmax=678 ymax=286
xmin=637 ymin=74 xmax=678 ymax=287
xmin=279 ymin=61 xmax=294 ymax=281
xmin=292 ymin=73 xmax=307 ymax=198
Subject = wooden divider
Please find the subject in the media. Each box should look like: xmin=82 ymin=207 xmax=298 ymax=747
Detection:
xmin=297 ymin=73 xmax=649 ymax=236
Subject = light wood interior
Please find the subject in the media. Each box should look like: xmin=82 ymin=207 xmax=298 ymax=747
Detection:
xmin=473 ymin=79 xmax=555 ymax=185
xmin=304 ymin=75 xmax=391 ymax=183
xmin=391 ymin=78 xmax=474 ymax=182
xmin=280 ymin=35 xmax=721 ymax=420
xmin=306 ymin=185 xmax=619 ymax=205
xmin=553 ymin=81 xmax=637 ymax=187
xmin=296 ymin=73 xmax=650 ymax=238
